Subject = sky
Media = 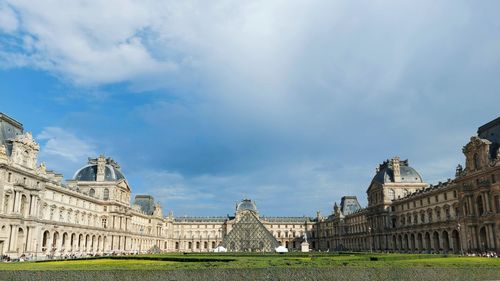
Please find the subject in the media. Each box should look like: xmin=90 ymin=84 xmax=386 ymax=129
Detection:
xmin=0 ymin=0 xmax=499 ymax=217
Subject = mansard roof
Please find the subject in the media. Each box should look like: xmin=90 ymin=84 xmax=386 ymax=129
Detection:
xmin=371 ymin=159 xmax=423 ymax=185
xmin=73 ymin=157 xmax=126 ymax=182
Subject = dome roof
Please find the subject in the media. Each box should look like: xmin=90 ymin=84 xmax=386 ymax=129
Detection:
xmin=372 ymin=158 xmax=423 ymax=184
xmin=73 ymin=156 xmax=126 ymax=182
xmin=236 ymin=199 xmax=258 ymax=213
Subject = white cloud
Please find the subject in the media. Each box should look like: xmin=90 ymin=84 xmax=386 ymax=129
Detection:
xmin=0 ymin=3 xmax=18 ymax=33
xmin=2 ymin=0 xmax=499 ymax=216
xmin=130 ymin=160 xmax=375 ymax=216
xmin=36 ymin=127 xmax=96 ymax=177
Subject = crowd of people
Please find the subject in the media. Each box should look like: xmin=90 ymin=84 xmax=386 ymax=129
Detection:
xmin=1 ymin=250 xmax=498 ymax=262
xmin=464 ymin=251 xmax=498 ymax=258
xmin=0 ymin=251 xmax=133 ymax=262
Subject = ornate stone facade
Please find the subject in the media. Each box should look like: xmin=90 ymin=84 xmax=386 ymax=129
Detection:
xmin=312 ymin=117 xmax=500 ymax=254
xmin=0 ymin=113 xmax=311 ymax=258
xmin=0 ymin=113 xmax=499 ymax=258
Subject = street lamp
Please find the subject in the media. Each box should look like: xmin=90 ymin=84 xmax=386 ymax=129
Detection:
xmin=457 ymin=222 xmax=463 ymax=255
xmin=368 ymin=226 xmax=372 ymax=253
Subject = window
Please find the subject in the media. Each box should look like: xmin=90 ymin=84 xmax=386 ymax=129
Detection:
xmin=435 ymin=195 xmax=439 ymax=202
xmin=103 ymin=188 xmax=109 ymax=200
xmin=453 ymin=190 xmax=457 ymax=198
xmin=444 ymin=192 xmax=447 ymax=200
xmin=427 ymin=197 xmax=431 ymax=204
xmin=477 ymin=195 xmax=484 ymax=215
xmin=102 ymin=218 xmax=107 ymax=228
xmin=3 ymin=195 xmax=9 ymax=213
xmin=89 ymin=188 xmax=95 ymax=197
xmin=492 ymin=174 xmax=496 ymax=184
xmin=495 ymin=196 xmax=500 ymax=213
xmin=7 ymin=173 xmax=11 ymax=182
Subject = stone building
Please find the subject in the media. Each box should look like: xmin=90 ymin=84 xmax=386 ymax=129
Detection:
xmin=0 ymin=112 xmax=499 ymax=258
xmin=0 ymin=112 xmax=312 ymax=258
xmin=313 ymin=117 xmax=500 ymax=254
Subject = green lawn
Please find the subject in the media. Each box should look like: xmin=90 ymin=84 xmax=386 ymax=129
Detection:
xmin=0 ymin=253 xmax=499 ymax=270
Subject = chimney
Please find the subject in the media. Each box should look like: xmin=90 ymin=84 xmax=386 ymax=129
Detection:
xmin=391 ymin=156 xmax=401 ymax=182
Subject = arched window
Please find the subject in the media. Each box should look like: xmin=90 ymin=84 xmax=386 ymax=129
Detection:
xmin=89 ymin=188 xmax=95 ymax=197
xmin=103 ymin=188 xmax=109 ymax=200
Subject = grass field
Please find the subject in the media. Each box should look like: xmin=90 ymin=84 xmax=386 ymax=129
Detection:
xmin=0 ymin=252 xmax=499 ymax=271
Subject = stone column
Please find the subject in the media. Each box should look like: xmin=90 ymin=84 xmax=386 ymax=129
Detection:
xmin=32 ymin=197 xmax=38 ymax=217
xmin=487 ymin=224 xmax=495 ymax=250
xmin=482 ymin=192 xmax=488 ymax=214
xmin=468 ymin=196 xmax=474 ymax=215
xmin=12 ymin=191 xmax=18 ymax=213
xmin=15 ymin=191 xmax=22 ymax=213
xmin=12 ymin=226 xmax=19 ymax=253
xmin=24 ymin=226 xmax=31 ymax=252
xmin=56 ymin=234 xmax=63 ymax=256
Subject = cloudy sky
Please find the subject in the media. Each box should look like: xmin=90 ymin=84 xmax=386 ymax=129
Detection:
xmin=1 ymin=0 xmax=499 ymax=217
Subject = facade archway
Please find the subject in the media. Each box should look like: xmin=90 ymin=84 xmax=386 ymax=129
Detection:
xmin=62 ymin=232 xmax=68 ymax=251
xmin=52 ymin=232 xmax=59 ymax=251
xmin=424 ymin=232 xmax=431 ymax=251
xmin=78 ymin=234 xmax=83 ymax=250
xmin=42 ymin=230 xmax=50 ymax=252
xmin=417 ymin=233 xmax=423 ymax=251
xmin=442 ymin=231 xmax=449 ymax=252
xmin=16 ymin=228 xmax=25 ymax=253
xmin=432 ymin=231 xmax=440 ymax=252
xmin=70 ymin=233 xmax=76 ymax=251
xmin=479 ymin=227 xmax=488 ymax=250
xmin=451 ymin=230 xmax=460 ymax=253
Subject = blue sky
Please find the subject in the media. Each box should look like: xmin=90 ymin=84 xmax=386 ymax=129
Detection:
xmin=0 ymin=0 xmax=499 ymax=217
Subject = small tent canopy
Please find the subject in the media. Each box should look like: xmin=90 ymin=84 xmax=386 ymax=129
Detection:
xmin=212 ymin=246 xmax=227 ymax=252
xmin=275 ymin=246 xmax=288 ymax=253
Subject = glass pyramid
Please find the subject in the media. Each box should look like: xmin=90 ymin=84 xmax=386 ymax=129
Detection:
xmin=222 ymin=211 xmax=279 ymax=252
